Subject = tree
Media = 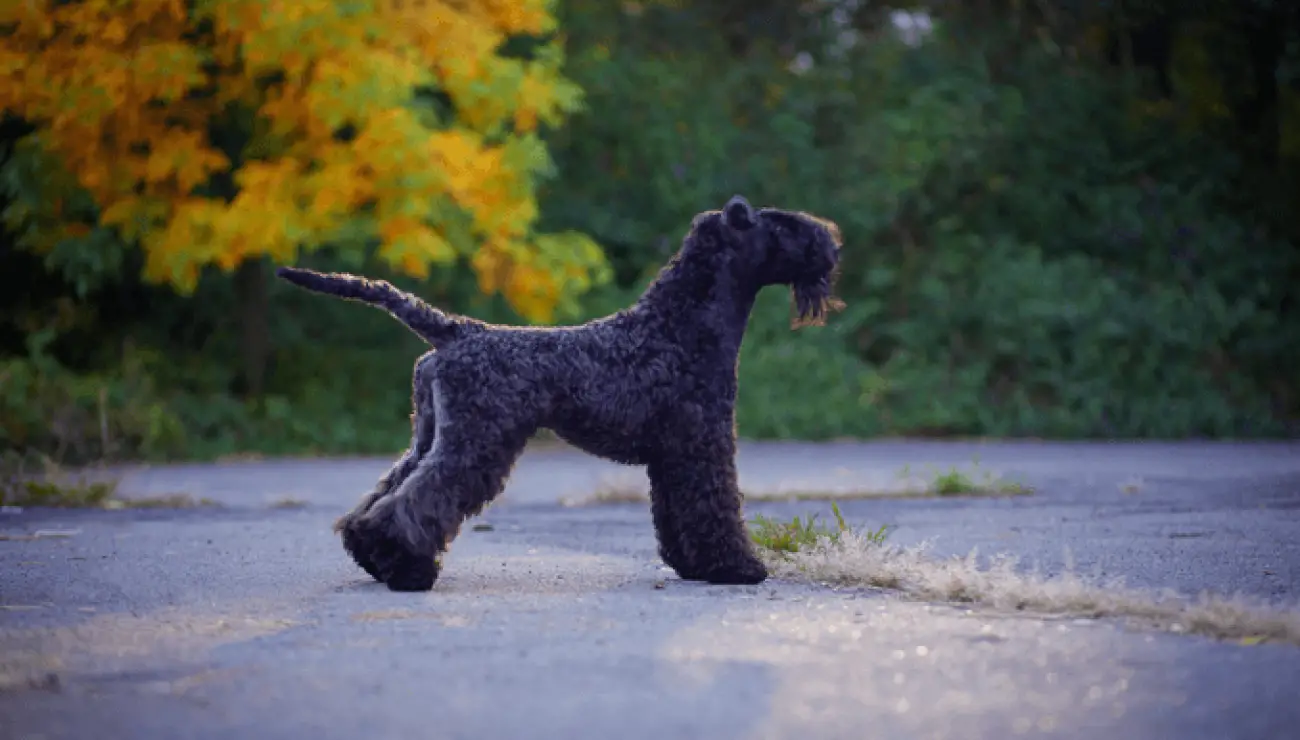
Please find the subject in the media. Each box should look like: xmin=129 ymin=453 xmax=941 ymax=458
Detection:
xmin=0 ymin=0 xmax=610 ymax=327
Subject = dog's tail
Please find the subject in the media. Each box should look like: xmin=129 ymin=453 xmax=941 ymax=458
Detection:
xmin=275 ymin=266 xmax=480 ymax=347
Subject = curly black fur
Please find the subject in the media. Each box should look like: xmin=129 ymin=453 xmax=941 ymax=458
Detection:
xmin=275 ymin=265 xmax=487 ymax=346
xmin=277 ymin=195 xmax=843 ymax=592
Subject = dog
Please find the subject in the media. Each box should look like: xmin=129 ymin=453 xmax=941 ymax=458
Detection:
xmin=276 ymin=194 xmax=843 ymax=591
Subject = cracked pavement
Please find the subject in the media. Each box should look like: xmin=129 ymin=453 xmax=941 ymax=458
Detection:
xmin=2 ymin=440 xmax=1299 ymax=740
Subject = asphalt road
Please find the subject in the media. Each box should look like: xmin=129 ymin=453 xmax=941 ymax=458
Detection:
xmin=2 ymin=440 xmax=1299 ymax=740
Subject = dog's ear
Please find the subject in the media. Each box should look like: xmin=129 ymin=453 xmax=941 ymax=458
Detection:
xmin=722 ymin=195 xmax=756 ymax=231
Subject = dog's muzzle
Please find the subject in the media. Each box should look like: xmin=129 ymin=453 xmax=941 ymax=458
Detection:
xmin=790 ymin=273 xmax=844 ymax=328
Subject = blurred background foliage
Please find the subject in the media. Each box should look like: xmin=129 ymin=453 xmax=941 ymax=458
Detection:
xmin=2 ymin=0 xmax=1298 ymax=464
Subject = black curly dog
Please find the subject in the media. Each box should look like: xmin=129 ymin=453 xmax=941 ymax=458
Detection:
xmin=276 ymin=195 xmax=843 ymax=591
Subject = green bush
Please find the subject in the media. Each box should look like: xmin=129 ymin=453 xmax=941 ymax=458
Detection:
xmin=546 ymin=7 xmax=1296 ymax=439
xmin=0 ymin=335 xmax=186 ymax=463
xmin=1 ymin=2 xmax=1295 ymax=463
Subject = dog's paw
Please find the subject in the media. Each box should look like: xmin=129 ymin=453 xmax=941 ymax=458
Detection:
xmin=700 ymin=556 xmax=768 ymax=586
xmin=664 ymin=558 xmax=707 ymax=582
xmin=340 ymin=512 xmax=440 ymax=591
xmin=383 ymin=555 xmax=439 ymax=592
xmin=338 ymin=518 xmax=384 ymax=582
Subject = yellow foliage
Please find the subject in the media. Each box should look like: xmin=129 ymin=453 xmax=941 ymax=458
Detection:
xmin=1 ymin=0 xmax=606 ymax=323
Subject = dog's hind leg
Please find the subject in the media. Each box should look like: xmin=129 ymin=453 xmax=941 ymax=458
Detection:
xmin=351 ymin=400 xmax=534 ymax=592
xmin=336 ymin=351 xmax=439 ymax=581
xmin=648 ymin=445 xmax=767 ymax=586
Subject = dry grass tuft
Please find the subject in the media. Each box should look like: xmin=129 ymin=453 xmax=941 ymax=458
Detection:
xmin=559 ymin=461 xmax=1032 ymax=507
xmin=1 ymin=451 xmax=214 ymax=510
xmin=104 ymin=493 xmax=219 ymax=509
xmin=763 ymin=530 xmax=1300 ymax=645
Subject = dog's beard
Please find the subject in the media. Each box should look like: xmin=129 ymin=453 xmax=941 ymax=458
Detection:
xmin=790 ymin=273 xmax=845 ymax=329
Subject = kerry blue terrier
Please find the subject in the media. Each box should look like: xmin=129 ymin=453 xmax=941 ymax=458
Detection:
xmin=275 ymin=195 xmax=843 ymax=591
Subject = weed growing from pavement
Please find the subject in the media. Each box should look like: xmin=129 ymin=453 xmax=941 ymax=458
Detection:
xmin=750 ymin=511 xmax=1300 ymax=646
xmin=905 ymin=460 xmax=1032 ymax=497
xmin=563 ymin=459 xmax=1032 ymax=507
xmin=102 ymin=493 xmax=219 ymax=509
xmin=578 ymin=463 xmax=1294 ymax=645
xmin=749 ymin=501 xmax=889 ymax=554
xmin=1 ymin=451 xmax=215 ymax=510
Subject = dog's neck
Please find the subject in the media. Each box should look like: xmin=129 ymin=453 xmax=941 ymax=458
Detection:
xmin=629 ymin=248 xmax=760 ymax=364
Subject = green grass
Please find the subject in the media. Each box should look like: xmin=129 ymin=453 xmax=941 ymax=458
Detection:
xmin=103 ymin=493 xmax=220 ymax=509
xmin=1 ymin=451 xmax=215 ymax=510
xmin=564 ymin=459 xmax=1036 ymax=508
xmin=904 ymin=460 xmax=1034 ymax=497
xmin=5 ymin=480 xmax=219 ymax=509
xmin=4 ymin=476 xmax=116 ymax=508
xmin=749 ymin=501 xmax=890 ymax=555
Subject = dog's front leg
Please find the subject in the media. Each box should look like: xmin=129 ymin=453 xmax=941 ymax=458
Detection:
xmin=645 ymin=462 xmax=696 ymax=578
xmin=647 ymin=453 xmax=767 ymax=585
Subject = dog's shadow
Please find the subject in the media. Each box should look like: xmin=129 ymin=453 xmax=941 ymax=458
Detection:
xmin=328 ymin=571 xmax=773 ymax=597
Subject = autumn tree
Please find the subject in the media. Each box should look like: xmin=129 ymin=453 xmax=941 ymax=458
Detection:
xmin=0 ymin=0 xmax=610 ymax=335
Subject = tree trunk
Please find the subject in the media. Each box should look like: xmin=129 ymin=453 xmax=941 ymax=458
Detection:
xmin=1240 ymin=17 xmax=1281 ymax=170
xmin=234 ymin=257 xmax=270 ymax=399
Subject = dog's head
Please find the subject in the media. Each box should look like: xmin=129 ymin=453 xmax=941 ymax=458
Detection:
xmin=707 ymin=194 xmax=845 ymax=328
